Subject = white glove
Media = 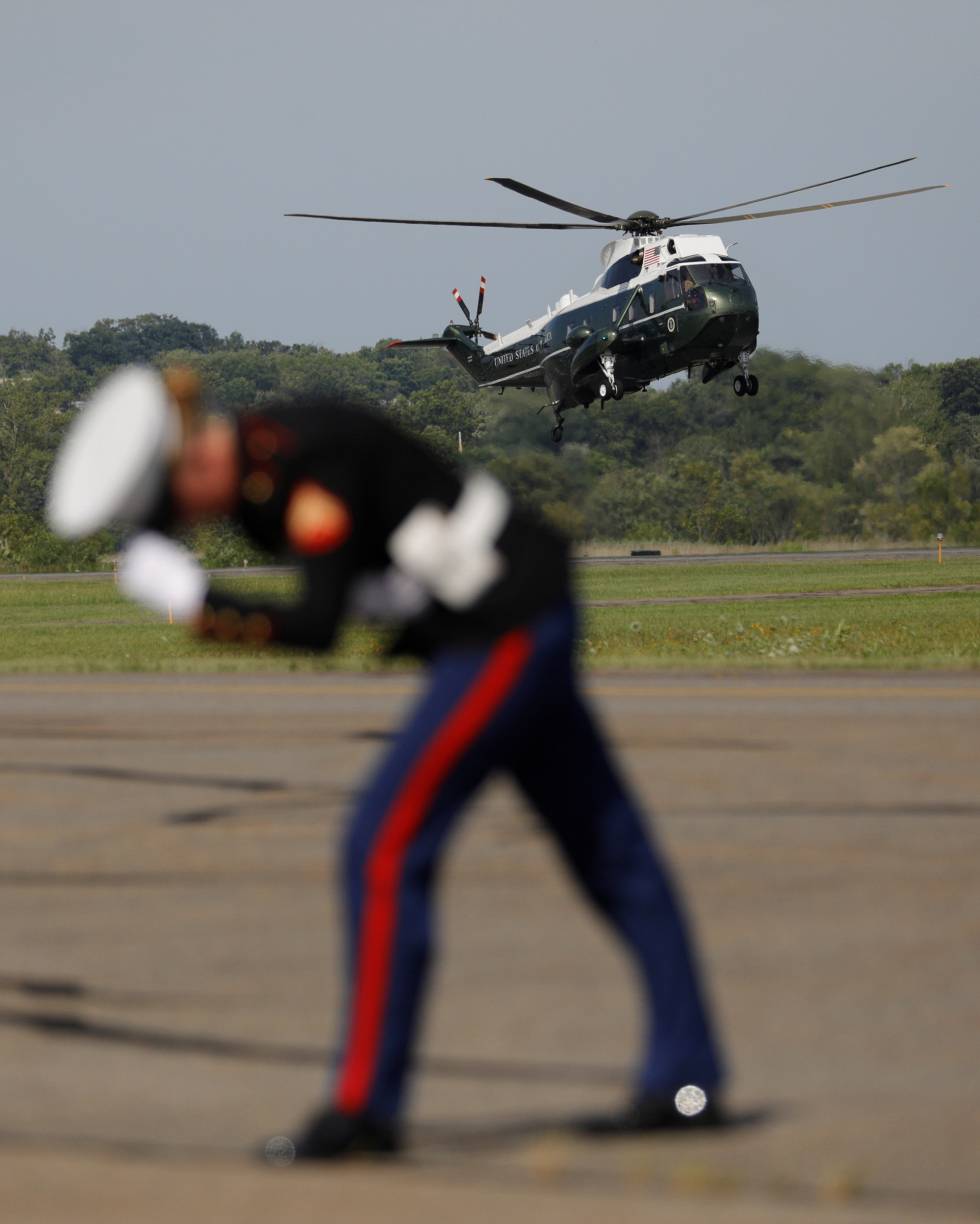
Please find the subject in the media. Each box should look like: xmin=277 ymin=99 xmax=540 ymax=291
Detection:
xmin=118 ymin=532 xmax=207 ymax=623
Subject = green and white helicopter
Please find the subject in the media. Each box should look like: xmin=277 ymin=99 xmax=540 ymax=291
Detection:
xmin=288 ymin=158 xmax=945 ymax=442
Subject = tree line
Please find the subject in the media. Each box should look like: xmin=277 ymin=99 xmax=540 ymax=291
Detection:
xmin=1 ymin=313 xmax=978 ymax=569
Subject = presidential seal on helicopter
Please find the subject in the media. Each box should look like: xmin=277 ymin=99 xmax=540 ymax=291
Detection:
xmin=288 ymin=158 xmax=946 ymax=442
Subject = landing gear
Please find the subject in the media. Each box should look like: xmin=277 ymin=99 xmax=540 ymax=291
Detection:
xmin=733 ymin=352 xmax=758 ymax=397
xmin=596 ymin=379 xmax=624 ymax=403
xmin=551 ymin=404 xmax=565 ymax=444
xmin=598 ymin=353 xmax=619 ymax=403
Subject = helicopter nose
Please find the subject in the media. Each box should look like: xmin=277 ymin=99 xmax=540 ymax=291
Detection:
xmin=705 ymin=284 xmax=756 ymax=316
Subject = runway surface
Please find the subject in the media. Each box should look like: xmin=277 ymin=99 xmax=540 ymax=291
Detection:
xmin=579 ymin=547 xmax=980 ymax=567
xmin=3 ymin=546 xmax=979 ymax=583
xmin=1 ymin=671 xmax=978 ymax=1222
xmin=588 ymin=583 xmax=980 ymax=606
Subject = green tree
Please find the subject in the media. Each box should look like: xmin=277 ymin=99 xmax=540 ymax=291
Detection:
xmin=156 ymin=348 xmax=282 ymax=408
xmin=854 ymin=425 xmax=937 ymax=537
xmin=0 ymin=328 xmax=66 ymax=377
xmin=388 ymin=381 xmax=485 ymax=450
xmin=65 ymin=314 xmax=222 ymax=374
xmin=588 ymin=467 xmax=670 ymax=538
xmin=937 ymin=358 xmax=980 ymax=420
xmin=0 ymin=379 xmax=69 ymax=516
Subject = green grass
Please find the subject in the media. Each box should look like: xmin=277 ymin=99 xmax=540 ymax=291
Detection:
xmin=582 ymin=594 xmax=980 ymax=669
xmin=0 ymin=577 xmax=385 ymax=673
xmin=576 ymin=557 xmax=980 ymax=668
xmin=0 ymin=557 xmax=978 ymax=671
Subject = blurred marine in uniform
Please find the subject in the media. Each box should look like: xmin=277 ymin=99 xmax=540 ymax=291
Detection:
xmin=47 ymin=366 xmax=725 ymax=1159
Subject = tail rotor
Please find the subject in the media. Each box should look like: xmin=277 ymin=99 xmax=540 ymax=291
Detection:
xmin=451 ymin=287 xmax=474 ymax=327
xmin=452 ymin=276 xmax=497 ymax=341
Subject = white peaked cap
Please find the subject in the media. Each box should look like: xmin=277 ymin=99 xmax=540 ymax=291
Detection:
xmin=46 ymin=365 xmax=182 ymax=539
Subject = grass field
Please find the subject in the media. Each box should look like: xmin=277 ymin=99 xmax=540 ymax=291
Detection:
xmin=0 ymin=555 xmax=978 ymax=671
xmin=578 ymin=556 xmax=979 ymax=600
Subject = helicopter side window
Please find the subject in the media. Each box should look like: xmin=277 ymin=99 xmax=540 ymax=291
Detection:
xmin=663 ymin=269 xmax=683 ymax=304
xmin=601 ymin=252 xmax=640 ymax=291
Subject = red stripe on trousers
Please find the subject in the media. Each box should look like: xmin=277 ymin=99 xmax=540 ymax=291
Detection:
xmin=335 ymin=627 xmax=533 ymax=1114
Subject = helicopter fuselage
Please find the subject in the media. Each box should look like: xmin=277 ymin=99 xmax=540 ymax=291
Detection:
xmin=303 ymin=157 xmax=944 ymax=439
xmin=402 ymin=232 xmax=759 ymax=426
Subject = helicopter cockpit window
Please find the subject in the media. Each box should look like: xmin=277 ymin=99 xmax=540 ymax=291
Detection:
xmin=663 ymin=269 xmax=683 ymax=303
xmin=686 ymin=262 xmax=749 ymax=285
xmin=600 ymin=252 xmax=641 ymax=291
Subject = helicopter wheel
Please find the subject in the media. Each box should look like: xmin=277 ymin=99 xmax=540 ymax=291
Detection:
xmin=746 ymin=374 xmax=759 ymax=397
xmin=733 ymin=374 xmax=747 ymax=397
xmin=611 ymin=384 xmax=624 ymax=401
xmin=597 ymin=379 xmax=612 ymax=403
xmin=551 ymin=424 xmax=564 ymax=444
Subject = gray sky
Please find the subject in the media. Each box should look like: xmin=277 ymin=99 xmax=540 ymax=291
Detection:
xmin=3 ymin=0 xmax=977 ymax=369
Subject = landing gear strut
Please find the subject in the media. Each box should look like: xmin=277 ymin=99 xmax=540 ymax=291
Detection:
xmin=598 ymin=353 xmax=620 ymax=402
xmin=733 ymin=352 xmax=758 ymax=397
xmin=551 ymin=404 xmax=565 ymax=444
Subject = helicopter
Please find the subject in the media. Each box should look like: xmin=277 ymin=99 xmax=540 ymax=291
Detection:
xmin=287 ymin=158 xmax=946 ymax=442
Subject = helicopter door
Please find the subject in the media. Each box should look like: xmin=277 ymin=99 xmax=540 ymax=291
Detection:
xmin=651 ymin=269 xmax=683 ymax=341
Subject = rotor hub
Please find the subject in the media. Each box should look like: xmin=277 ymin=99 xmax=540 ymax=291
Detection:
xmin=622 ymin=210 xmax=668 ymax=236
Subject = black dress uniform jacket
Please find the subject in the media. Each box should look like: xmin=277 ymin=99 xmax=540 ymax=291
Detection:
xmin=198 ymin=399 xmax=570 ymax=658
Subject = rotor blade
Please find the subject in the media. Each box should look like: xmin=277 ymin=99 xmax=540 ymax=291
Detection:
xmin=285 ymin=212 xmax=610 ymax=230
xmin=668 ymin=183 xmax=948 ymax=228
xmin=475 ymin=275 xmax=486 ymax=323
xmin=452 ymin=288 xmax=473 ymax=324
xmin=670 ymin=156 xmax=919 ymax=223
xmin=486 ymin=178 xmax=621 ymax=224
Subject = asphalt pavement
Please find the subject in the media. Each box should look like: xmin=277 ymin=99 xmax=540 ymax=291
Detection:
xmin=3 ymin=546 xmax=978 ymax=583
xmin=0 ymin=671 xmax=978 ymax=1222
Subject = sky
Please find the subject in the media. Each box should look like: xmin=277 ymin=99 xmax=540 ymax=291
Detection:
xmin=3 ymin=0 xmax=978 ymax=370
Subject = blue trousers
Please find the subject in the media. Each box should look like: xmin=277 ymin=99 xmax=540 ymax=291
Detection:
xmin=332 ymin=602 xmax=723 ymax=1120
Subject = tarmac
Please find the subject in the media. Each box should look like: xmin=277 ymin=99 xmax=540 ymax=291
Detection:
xmin=1 ymin=671 xmax=978 ymax=1222
xmin=3 ymin=545 xmax=979 ymax=583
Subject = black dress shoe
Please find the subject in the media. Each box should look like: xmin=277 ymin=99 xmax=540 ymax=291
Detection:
xmin=578 ymin=1089 xmax=726 ymax=1136
xmin=264 ymin=1107 xmax=402 ymax=1163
